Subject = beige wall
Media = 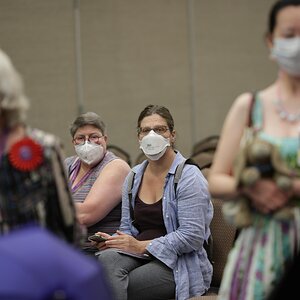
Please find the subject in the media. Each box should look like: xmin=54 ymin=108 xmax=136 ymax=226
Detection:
xmin=0 ymin=0 xmax=276 ymax=164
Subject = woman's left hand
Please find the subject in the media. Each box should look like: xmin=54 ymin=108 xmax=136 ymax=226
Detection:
xmin=105 ymin=230 xmax=149 ymax=254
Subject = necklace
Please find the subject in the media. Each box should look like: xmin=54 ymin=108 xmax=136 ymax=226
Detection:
xmin=273 ymin=99 xmax=300 ymax=122
xmin=273 ymin=85 xmax=300 ymax=123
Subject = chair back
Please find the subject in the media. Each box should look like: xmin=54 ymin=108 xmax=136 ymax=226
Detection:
xmin=192 ymin=135 xmax=219 ymax=156
xmin=190 ymin=136 xmax=219 ymax=178
xmin=107 ymin=145 xmax=131 ymax=166
xmin=210 ymin=198 xmax=237 ymax=288
xmin=134 ymin=152 xmax=147 ymax=166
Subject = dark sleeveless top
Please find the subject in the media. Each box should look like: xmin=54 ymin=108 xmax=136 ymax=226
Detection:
xmin=134 ymin=195 xmax=167 ymax=241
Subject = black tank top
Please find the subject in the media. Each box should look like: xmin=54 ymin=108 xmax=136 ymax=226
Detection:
xmin=134 ymin=195 xmax=167 ymax=241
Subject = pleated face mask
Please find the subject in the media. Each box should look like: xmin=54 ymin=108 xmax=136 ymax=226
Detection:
xmin=271 ymin=36 xmax=300 ymax=76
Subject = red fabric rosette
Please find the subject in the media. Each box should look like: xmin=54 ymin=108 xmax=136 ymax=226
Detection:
xmin=8 ymin=137 xmax=43 ymax=171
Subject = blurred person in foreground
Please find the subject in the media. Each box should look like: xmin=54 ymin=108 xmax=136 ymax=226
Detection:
xmin=0 ymin=48 xmax=112 ymax=300
xmin=208 ymin=1 xmax=300 ymax=299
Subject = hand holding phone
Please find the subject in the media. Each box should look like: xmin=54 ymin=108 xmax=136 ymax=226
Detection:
xmin=88 ymin=234 xmax=107 ymax=243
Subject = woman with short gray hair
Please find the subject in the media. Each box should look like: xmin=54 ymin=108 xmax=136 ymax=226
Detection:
xmin=65 ymin=112 xmax=131 ymax=255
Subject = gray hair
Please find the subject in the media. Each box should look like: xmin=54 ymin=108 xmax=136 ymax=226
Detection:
xmin=69 ymin=112 xmax=106 ymax=137
xmin=0 ymin=49 xmax=29 ymax=127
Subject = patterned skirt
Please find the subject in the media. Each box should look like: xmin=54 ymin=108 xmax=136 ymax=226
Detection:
xmin=217 ymin=209 xmax=300 ymax=300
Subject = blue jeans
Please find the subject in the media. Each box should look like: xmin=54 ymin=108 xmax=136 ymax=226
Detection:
xmin=96 ymin=249 xmax=175 ymax=300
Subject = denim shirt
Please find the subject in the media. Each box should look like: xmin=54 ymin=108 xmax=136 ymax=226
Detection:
xmin=119 ymin=151 xmax=213 ymax=300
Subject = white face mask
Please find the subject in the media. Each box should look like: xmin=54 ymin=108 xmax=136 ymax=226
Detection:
xmin=139 ymin=130 xmax=170 ymax=161
xmin=271 ymin=37 xmax=300 ymax=76
xmin=75 ymin=142 xmax=104 ymax=166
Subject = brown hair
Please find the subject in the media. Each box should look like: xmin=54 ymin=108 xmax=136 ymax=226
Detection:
xmin=137 ymin=104 xmax=174 ymax=132
xmin=268 ymin=0 xmax=300 ymax=35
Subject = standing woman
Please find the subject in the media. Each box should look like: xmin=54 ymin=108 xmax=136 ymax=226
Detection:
xmin=208 ymin=1 xmax=300 ymax=299
xmin=95 ymin=105 xmax=213 ymax=300
xmin=65 ymin=112 xmax=131 ymax=253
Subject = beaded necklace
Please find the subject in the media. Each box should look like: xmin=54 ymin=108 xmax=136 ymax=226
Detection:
xmin=273 ymin=99 xmax=300 ymax=122
xmin=273 ymin=86 xmax=300 ymax=123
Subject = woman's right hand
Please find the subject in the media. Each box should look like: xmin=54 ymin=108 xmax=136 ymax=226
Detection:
xmin=242 ymin=179 xmax=291 ymax=214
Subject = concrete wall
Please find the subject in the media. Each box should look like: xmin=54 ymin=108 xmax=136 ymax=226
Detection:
xmin=0 ymin=0 xmax=276 ymax=164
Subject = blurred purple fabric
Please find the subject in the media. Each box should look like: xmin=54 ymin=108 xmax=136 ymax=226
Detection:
xmin=0 ymin=226 xmax=112 ymax=300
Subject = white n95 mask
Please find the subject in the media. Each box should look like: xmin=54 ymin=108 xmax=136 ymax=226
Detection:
xmin=139 ymin=130 xmax=170 ymax=161
xmin=75 ymin=142 xmax=104 ymax=166
xmin=271 ymin=37 xmax=300 ymax=76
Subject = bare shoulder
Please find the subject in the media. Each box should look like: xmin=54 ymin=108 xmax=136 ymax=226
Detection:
xmin=223 ymin=92 xmax=256 ymax=127
xmin=104 ymin=158 xmax=131 ymax=173
xmin=232 ymin=92 xmax=255 ymax=112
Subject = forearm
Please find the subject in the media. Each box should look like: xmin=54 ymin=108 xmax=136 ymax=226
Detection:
xmin=75 ymin=203 xmax=90 ymax=226
xmin=208 ymin=174 xmax=240 ymax=200
xmin=292 ymin=178 xmax=300 ymax=197
xmin=75 ymin=202 xmax=105 ymax=227
xmin=140 ymin=240 xmax=151 ymax=253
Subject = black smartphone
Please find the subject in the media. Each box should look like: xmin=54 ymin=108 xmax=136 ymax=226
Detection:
xmin=88 ymin=234 xmax=107 ymax=243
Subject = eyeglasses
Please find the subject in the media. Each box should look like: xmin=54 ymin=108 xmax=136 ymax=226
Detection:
xmin=73 ymin=134 xmax=104 ymax=145
xmin=138 ymin=125 xmax=169 ymax=137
